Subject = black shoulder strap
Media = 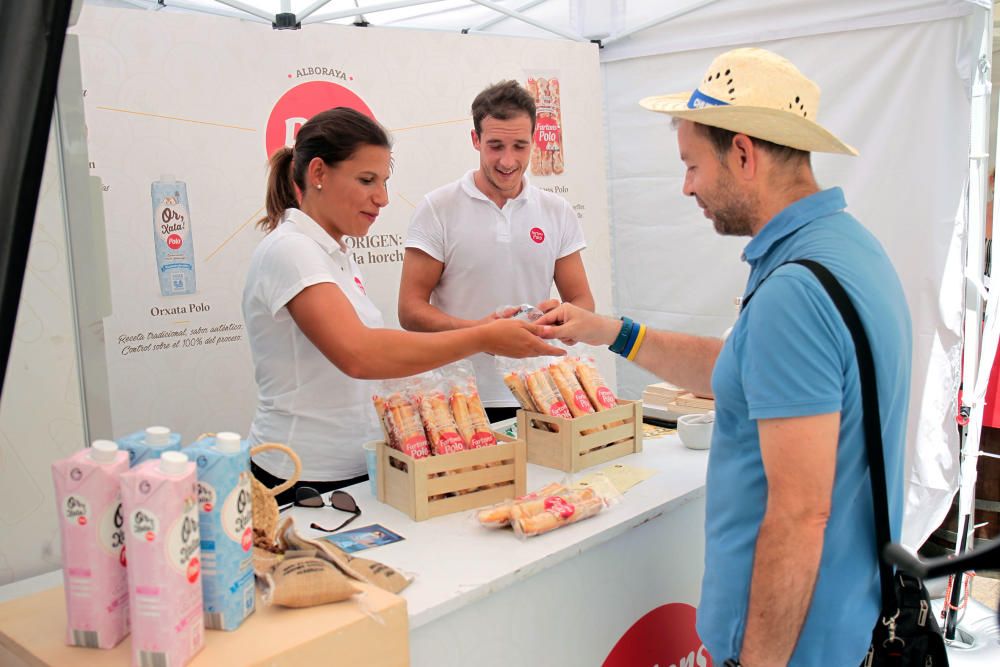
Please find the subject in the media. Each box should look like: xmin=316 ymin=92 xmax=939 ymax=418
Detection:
xmin=742 ymin=259 xmax=896 ymax=611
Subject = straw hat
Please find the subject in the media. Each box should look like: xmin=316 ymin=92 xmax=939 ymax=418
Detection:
xmin=639 ymin=47 xmax=857 ymax=156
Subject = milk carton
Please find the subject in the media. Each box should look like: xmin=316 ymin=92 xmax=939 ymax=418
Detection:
xmin=152 ymin=176 xmax=197 ymax=296
xmin=120 ymin=451 xmax=204 ymax=667
xmin=187 ymin=432 xmax=255 ymax=630
xmin=51 ymin=440 xmax=130 ymax=649
xmin=116 ymin=426 xmax=182 ymax=467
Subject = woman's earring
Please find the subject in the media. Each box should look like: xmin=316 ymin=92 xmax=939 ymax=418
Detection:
xmin=316 ymin=183 xmax=323 ymax=191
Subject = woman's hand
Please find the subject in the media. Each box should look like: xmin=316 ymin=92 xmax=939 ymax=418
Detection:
xmin=534 ymin=303 xmax=621 ymax=347
xmin=480 ymin=319 xmax=566 ymax=358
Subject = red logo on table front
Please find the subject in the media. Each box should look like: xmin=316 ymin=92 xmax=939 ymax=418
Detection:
xmin=604 ymin=603 xmax=712 ymax=667
xmin=265 ymin=81 xmax=375 ymax=158
xmin=167 ymin=234 xmax=183 ymax=250
xmin=530 ymin=227 xmax=545 ymax=243
xmin=355 ymin=276 xmax=366 ymax=295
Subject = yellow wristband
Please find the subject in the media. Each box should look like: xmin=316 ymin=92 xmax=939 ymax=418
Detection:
xmin=626 ymin=324 xmax=647 ymax=361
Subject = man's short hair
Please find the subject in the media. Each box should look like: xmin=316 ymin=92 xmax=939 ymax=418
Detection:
xmin=471 ymin=80 xmax=536 ymax=135
xmin=677 ymin=119 xmax=810 ymax=167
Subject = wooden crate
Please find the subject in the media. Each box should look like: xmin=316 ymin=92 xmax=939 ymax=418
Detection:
xmin=517 ymin=399 xmax=643 ymax=472
xmin=376 ymin=433 xmax=526 ymax=521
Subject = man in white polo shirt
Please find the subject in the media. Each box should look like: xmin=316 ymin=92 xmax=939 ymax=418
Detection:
xmin=399 ymin=80 xmax=595 ymax=421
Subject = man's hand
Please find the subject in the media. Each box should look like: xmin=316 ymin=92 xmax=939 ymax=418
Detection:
xmin=476 ymin=305 xmax=521 ymax=326
xmin=535 ymin=303 xmax=621 ymax=347
xmin=536 ymin=298 xmax=561 ymax=313
xmin=479 ymin=319 xmax=566 ymax=358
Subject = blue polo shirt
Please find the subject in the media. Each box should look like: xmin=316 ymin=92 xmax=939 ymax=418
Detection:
xmin=696 ymin=188 xmax=912 ymax=666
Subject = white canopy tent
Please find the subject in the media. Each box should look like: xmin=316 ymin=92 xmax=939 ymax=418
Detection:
xmin=83 ymin=0 xmax=994 ymax=570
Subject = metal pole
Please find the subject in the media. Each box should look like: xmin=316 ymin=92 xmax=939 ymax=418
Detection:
xmin=469 ymin=0 xmax=547 ymax=32
xmin=212 ymin=0 xmax=275 ymax=22
xmin=468 ymin=0 xmax=583 ymax=41
xmin=944 ymin=1 xmax=993 ymax=640
xmin=297 ymin=0 xmax=336 ymax=22
xmin=305 ymin=0 xmax=447 ymax=25
xmin=603 ymin=0 xmax=722 ymax=46
xmin=162 ymin=0 xmax=272 ymax=23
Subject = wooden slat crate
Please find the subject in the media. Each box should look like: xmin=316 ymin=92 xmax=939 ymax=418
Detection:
xmin=516 ymin=399 xmax=643 ymax=472
xmin=376 ymin=433 xmax=526 ymax=521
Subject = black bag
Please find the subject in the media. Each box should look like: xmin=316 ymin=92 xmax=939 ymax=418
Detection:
xmin=745 ymin=260 xmax=949 ymax=667
xmin=863 ymin=570 xmax=948 ymax=666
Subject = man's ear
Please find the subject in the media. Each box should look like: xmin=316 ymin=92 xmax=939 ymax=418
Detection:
xmin=731 ymin=134 xmax=757 ymax=179
xmin=471 ymin=129 xmax=481 ymax=151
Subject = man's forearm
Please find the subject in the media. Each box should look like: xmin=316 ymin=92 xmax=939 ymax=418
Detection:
xmin=630 ymin=329 xmax=722 ymax=396
xmin=567 ymin=293 xmax=595 ymax=312
xmin=739 ymin=510 xmax=826 ymax=666
xmin=398 ymin=300 xmax=480 ymax=332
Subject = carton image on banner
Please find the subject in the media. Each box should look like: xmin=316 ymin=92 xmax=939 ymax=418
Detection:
xmin=151 ymin=176 xmax=196 ymax=297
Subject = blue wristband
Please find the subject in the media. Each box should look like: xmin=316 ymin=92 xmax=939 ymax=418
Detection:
xmin=609 ymin=317 xmax=633 ymax=354
xmin=620 ymin=319 xmax=642 ymax=358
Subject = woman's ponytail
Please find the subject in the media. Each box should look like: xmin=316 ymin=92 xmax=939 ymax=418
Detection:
xmin=258 ymin=146 xmax=297 ymax=232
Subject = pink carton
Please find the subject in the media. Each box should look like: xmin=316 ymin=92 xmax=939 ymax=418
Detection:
xmin=51 ymin=439 xmax=130 ymax=649
xmin=120 ymin=451 xmax=204 ymax=667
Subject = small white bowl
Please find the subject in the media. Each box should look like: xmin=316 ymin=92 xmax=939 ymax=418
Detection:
xmin=677 ymin=412 xmax=714 ymax=450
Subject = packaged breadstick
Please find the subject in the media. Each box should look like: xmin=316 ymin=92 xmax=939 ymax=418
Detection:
xmin=573 ymin=356 xmax=619 ymax=412
xmin=476 ymin=482 xmax=566 ymax=528
xmin=526 ymin=71 xmax=564 ymax=176
xmin=373 ymin=386 xmax=430 ymax=459
xmin=417 ymin=391 xmax=465 ymax=456
xmin=444 ymin=361 xmax=497 ymax=449
xmin=525 ymin=367 xmax=573 ymax=422
xmin=509 ymin=474 xmax=622 ymax=539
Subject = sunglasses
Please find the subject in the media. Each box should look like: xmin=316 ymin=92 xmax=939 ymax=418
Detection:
xmin=291 ymin=487 xmax=361 ymax=533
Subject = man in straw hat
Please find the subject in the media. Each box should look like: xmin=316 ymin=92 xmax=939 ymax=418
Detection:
xmin=537 ymin=48 xmax=911 ymax=666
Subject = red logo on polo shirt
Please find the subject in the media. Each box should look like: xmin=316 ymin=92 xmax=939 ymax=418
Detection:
xmin=530 ymin=227 xmax=545 ymax=244
xmin=265 ymin=81 xmax=375 ymax=158
xmin=354 ymin=277 xmax=366 ymax=295
xmin=604 ymin=603 xmax=712 ymax=667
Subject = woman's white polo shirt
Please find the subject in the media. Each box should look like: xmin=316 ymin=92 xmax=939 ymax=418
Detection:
xmin=243 ymin=208 xmax=382 ymax=480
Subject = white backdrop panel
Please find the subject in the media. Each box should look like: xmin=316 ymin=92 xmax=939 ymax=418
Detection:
xmin=604 ymin=17 xmax=971 ymax=547
xmin=71 ymin=6 xmax=614 ymax=444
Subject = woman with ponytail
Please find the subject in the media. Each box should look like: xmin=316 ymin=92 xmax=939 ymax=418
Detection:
xmin=244 ymin=107 xmax=561 ymax=503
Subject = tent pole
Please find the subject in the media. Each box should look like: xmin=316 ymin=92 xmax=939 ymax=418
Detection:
xmin=297 ymin=0 xmax=336 ymax=22
xmin=468 ymin=0 xmax=583 ymax=41
xmin=468 ymin=0 xmax=547 ymax=32
xmin=602 ymin=0 xmax=722 ymax=46
xmin=305 ymin=0 xmax=448 ymax=25
xmin=211 ymin=0 xmax=275 ymax=22
xmin=944 ymin=1 xmax=994 ymax=641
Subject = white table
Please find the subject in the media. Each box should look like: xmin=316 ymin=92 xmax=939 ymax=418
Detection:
xmin=1 ymin=434 xmax=710 ymax=667
xmin=309 ymin=432 xmax=711 ymax=666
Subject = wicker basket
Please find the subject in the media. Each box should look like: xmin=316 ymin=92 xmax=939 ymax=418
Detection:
xmin=250 ymin=442 xmax=301 ymax=548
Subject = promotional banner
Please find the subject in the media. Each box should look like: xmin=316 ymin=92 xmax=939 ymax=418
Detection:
xmin=72 ymin=6 xmax=613 ymax=441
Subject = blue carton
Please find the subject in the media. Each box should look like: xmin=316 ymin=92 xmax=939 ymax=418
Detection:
xmin=187 ymin=432 xmax=255 ymax=630
xmin=115 ymin=426 xmax=182 ymax=467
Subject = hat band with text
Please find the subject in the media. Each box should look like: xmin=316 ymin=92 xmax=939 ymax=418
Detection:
xmin=687 ymin=89 xmax=730 ymax=109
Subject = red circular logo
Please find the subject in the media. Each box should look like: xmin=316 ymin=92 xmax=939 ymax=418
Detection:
xmin=77 ymin=516 xmax=87 ymax=526
xmin=241 ymin=527 xmax=253 ymax=552
xmin=167 ymin=233 xmax=183 ymax=250
xmin=120 ymin=546 xmax=127 ymax=567
xmin=604 ymin=603 xmax=712 ymax=667
xmin=202 ymin=503 xmax=212 ymax=513
xmin=187 ymin=556 xmax=201 ymax=584
xmin=354 ymin=276 xmax=366 ymax=295
xmin=530 ymin=227 xmax=545 ymax=244
xmin=265 ymin=81 xmax=375 ymax=158
xmin=145 ymin=531 xmax=155 ymax=542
